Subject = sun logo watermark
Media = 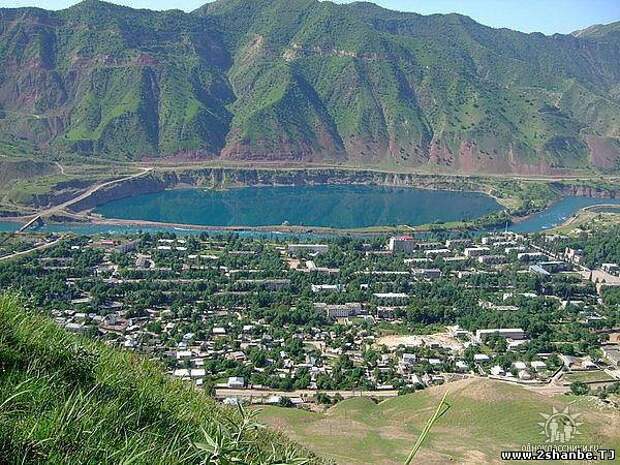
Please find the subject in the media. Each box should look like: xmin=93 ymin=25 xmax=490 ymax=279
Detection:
xmin=538 ymin=407 xmax=583 ymax=443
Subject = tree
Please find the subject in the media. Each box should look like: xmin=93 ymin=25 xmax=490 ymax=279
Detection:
xmin=277 ymin=397 xmax=293 ymax=408
xmin=569 ymin=381 xmax=590 ymax=396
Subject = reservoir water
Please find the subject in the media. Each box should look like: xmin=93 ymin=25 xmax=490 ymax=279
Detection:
xmin=0 ymin=186 xmax=618 ymax=235
xmin=93 ymin=185 xmax=501 ymax=229
xmin=509 ymin=197 xmax=620 ymax=233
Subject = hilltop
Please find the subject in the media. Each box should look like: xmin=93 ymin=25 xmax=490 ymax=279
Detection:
xmin=0 ymin=0 xmax=619 ymax=174
xmin=259 ymin=377 xmax=620 ymax=464
xmin=0 ymin=294 xmax=322 ymax=465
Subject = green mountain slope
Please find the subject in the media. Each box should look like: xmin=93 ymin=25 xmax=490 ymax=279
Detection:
xmin=0 ymin=0 xmax=233 ymax=159
xmin=0 ymin=294 xmax=322 ymax=464
xmin=1 ymin=0 xmax=619 ymax=174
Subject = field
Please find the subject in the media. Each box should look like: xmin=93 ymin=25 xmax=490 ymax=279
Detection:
xmin=258 ymin=378 xmax=620 ymax=465
xmin=563 ymin=370 xmax=616 ymax=384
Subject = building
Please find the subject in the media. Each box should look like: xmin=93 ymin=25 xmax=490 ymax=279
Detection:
xmin=212 ymin=327 xmax=227 ymax=336
xmin=602 ymin=346 xmax=620 ymax=367
xmin=505 ymin=246 xmax=527 ymax=254
xmin=424 ymin=248 xmax=451 ymax=258
xmin=464 ymin=247 xmax=490 ymax=258
xmin=373 ymin=293 xmax=409 ymax=303
xmin=401 ymin=353 xmax=416 ymax=368
xmin=477 ymin=255 xmax=506 ymax=265
xmin=314 ymin=302 xmax=363 ymax=319
xmin=537 ymin=261 xmax=568 ymax=273
xmin=529 ymin=264 xmax=550 ymax=276
xmin=287 ymin=244 xmax=329 ymax=255
xmin=411 ymin=268 xmax=442 ymax=279
xmin=455 ymin=361 xmax=469 ymax=371
xmin=227 ymin=377 xmax=245 ymax=388
xmin=114 ymin=240 xmax=139 ymax=254
xmin=602 ymin=264 xmax=620 ymax=276
xmin=235 ymin=279 xmax=291 ymax=291
xmin=476 ymin=328 xmax=526 ymax=342
xmin=565 ymin=248 xmax=584 ymax=264
xmin=445 ymin=239 xmax=473 ymax=248
xmin=388 ymin=236 xmax=416 ymax=254
xmin=311 ymin=284 xmax=344 ymax=293
xmin=490 ymin=365 xmax=505 ymax=376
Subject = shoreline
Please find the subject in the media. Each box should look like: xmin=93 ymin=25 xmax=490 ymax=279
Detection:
xmin=22 ymin=215 xmax=485 ymax=236
xmin=4 ymin=163 xmax=620 ymax=236
xmin=7 ymin=197 xmax=618 ymax=237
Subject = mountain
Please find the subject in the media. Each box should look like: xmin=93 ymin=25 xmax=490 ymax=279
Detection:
xmin=573 ymin=21 xmax=620 ymax=41
xmin=0 ymin=0 xmax=619 ymax=174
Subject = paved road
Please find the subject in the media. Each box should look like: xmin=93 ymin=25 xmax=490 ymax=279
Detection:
xmin=47 ymin=167 xmax=152 ymax=215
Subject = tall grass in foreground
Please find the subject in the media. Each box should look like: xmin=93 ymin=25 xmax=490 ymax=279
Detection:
xmin=404 ymin=392 xmax=451 ymax=465
xmin=0 ymin=294 xmax=322 ymax=465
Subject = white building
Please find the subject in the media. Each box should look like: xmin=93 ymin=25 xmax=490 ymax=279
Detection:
xmin=464 ymin=247 xmax=490 ymax=258
xmin=311 ymin=284 xmax=344 ymax=293
xmin=373 ymin=293 xmax=409 ymax=303
xmin=314 ymin=302 xmax=363 ymax=319
xmin=388 ymin=236 xmax=417 ymax=254
xmin=227 ymin=377 xmax=245 ymax=388
xmin=477 ymin=255 xmax=506 ymax=265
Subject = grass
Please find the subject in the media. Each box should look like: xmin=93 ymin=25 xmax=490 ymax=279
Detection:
xmin=0 ymin=294 xmax=323 ymax=465
xmin=258 ymin=378 xmax=620 ymax=464
xmin=563 ymin=371 xmax=616 ymax=384
xmin=551 ymin=210 xmax=620 ymax=234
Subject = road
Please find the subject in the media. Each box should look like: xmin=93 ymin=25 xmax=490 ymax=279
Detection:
xmin=6 ymin=167 xmax=152 ymax=223
xmin=54 ymin=161 xmax=65 ymax=175
xmin=44 ymin=167 xmax=152 ymax=216
xmin=0 ymin=237 xmax=62 ymax=262
xmin=139 ymin=159 xmax=620 ymax=183
xmin=214 ymin=387 xmax=400 ymax=400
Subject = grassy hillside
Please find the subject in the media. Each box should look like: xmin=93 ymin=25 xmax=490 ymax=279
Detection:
xmin=259 ymin=378 xmax=620 ymax=465
xmin=0 ymin=0 xmax=232 ymax=159
xmin=0 ymin=0 xmax=619 ymax=174
xmin=0 ymin=294 xmax=323 ymax=465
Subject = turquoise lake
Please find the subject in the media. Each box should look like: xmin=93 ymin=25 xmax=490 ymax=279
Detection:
xmin=1 ymin=186 xmax=619 ymax=236
xmin=93 ymin=185 xmax=502 ymax=229
xmin=510 ymin=196 xmax=620 ymax=233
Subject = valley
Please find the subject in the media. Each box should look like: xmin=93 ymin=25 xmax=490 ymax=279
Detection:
xmin=1 ymin=1 xmax=620 ymax=464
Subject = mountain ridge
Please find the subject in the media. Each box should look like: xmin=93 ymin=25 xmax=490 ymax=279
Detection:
xmin=1 ymin=0 xmax=619 ymax=174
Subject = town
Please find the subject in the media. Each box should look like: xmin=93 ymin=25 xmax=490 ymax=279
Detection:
xmin=1 ymin=225 xmax=620 ymax=409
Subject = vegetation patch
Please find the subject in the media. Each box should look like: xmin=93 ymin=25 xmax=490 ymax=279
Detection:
xmin=0 ymin=294 xmax=321 ymax=465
